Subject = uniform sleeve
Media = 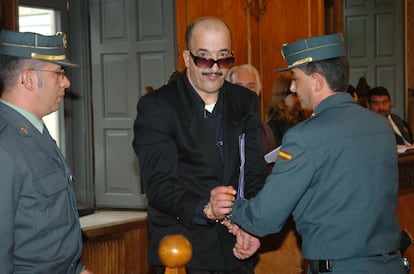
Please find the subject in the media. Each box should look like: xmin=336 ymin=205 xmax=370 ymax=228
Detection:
xmin=75 ymin=261 xmax=85 ymax=274
xmin=231 ymin=129 xmax=314 ymax=237
xmin=0 ymin=147 xmax=19 ymax=273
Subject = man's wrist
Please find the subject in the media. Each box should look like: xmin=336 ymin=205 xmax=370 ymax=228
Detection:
xmin=203 ymin=202 xmax=219 ymax=223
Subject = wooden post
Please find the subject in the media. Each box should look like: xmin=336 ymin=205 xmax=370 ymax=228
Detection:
xmin=158 ymin=234 xmax=192 ymax=274
xmin=0 ymin=0 xmax=18 ymax=31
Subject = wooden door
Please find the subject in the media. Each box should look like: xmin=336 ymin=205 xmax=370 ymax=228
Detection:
xmin=0 ymin=0 xmax=17 ymax=30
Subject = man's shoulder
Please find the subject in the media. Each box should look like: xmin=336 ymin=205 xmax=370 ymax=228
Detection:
xmin=139 ymin=81 xmax=181 ymax=105
xmin=0 ymin=119 xmax=22 ymax=155
xmin=137 ymin=78 xmax=192 ymax=119
xmin=150 ymin=81 xmax=179 ymax=96
xmin=222 ymin=81 xmax=258 ymax=107
xmin=0 ymin=116 xmax=9 ymax=136
xmin=223 ymin=81 xmax=255 ymax=96
xmin=390 ymin=113 xmax=407 ymax=123
xmin=390 ymin=113 xmax=413 ymax=133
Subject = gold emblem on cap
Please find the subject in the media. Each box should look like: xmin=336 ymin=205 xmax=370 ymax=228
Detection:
xmin=280 ymin=43 xmax=288 ymax=60
xmin=31 ymin=52 xmax=67 ymax=61
xmin=289 ymin=57 xmax=313 ymax=68
xmin=20 ymin=126 xmax=29 ymax=134
xmin=56 ymin=32 xmax=68 ymax=48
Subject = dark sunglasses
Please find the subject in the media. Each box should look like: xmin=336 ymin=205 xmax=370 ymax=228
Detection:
xmin=189 ymin=51 xmax=235 ymax=69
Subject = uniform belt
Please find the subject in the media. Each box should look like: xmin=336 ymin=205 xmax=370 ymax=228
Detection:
xmin=309 ymin=251 xmax=398 ymax=273
xmin=310 ymin=259 xmax=332 ymax=273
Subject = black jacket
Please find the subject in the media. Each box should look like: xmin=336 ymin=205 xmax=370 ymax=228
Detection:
xmin=132 ymin=72 xmax=267 ymax=271
xmin=390 ymin=113 xmax=413 ymax=145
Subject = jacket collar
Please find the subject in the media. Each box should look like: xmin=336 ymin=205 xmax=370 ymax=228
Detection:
xmin=313 ymin=92 xmax=354 ymax=117
xmin=0 ymin=103 xmax=68 ymax=169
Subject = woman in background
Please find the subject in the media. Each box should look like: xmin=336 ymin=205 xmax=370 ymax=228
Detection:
xmin=266 ymin=74 xmax=311 ymax=146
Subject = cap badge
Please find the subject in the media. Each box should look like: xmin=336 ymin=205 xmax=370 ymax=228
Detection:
xmin=56 ymin=32 xmax=67 ymax=48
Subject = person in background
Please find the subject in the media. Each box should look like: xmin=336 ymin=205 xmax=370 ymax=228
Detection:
xmin=347 ymin=84 xmax=359 ymax=102
xmin=355 ymin=76 xmax=370 ymax=107
xmin=368 ymin=86 xmax=413 ymax=146
xmin=144 ymin=86 xmax=154 ymax=94
xmin=145 ymin=70 xmax=182 ymax=95
xmin=167 ymin=69 xmax=182 ymax=84
xmin=226 ymin=64 xmax=277 ymax=154
xmin=226 ymin=33 xmax=403 ymax=274
xmin=266 ymin=74 xmax=310 ymax=147
xmin=132 ymin=16 xmax=267 ymax=274
xmin=0 ymin=30 xmax=92 ymax=273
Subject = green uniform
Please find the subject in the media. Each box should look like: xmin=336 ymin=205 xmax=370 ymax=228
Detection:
xmin=232 ymin=93 xmax=402 ymax=273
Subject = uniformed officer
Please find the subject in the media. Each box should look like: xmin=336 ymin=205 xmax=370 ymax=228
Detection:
xmin=227 ymin=33 xmax=403 ymax=274
xmin=0 ymin=30 xmax=93 ymax=274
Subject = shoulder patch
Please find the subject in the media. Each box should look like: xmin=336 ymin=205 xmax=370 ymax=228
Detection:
xmin=278 ymin=149 xmax=292 ymax=161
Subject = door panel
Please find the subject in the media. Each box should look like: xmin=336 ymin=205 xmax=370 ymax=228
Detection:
xmin=344 ymin=0 xmax=404 ymax=116
xmin=90 ymin=0 xmax=176 ymax=207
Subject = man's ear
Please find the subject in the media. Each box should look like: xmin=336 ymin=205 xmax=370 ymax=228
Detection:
xmin=312 ymin=72 xmax=325 ymax=93
xmin=182 ymin=50 xmax=191 ymax=68
xmin=21 ymin=70 xmax=36 ymax=90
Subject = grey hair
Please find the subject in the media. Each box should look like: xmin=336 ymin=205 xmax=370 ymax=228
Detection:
xmin=226 ymin=64 xmax=263 ymax=93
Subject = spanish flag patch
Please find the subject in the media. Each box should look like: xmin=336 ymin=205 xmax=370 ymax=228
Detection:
xmin=278 ymin=149 xmax=292 ymax=161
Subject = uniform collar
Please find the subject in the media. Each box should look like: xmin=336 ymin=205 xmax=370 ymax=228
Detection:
xmin=312 ymin=92 xmax=354 ymax=117
xmin=0 ymin=99 xmax=44 ymax=133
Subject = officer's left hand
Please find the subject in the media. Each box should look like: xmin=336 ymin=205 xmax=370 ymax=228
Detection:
xmin=233 ymin=228 xmax=261 ymax=260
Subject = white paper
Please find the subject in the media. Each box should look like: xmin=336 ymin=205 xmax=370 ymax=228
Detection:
xmin=397 ymin=145 xmax=414 ymax=154
xmin=264 ymin=146 xmax=281 ymax=163
xmin=398 ymin=145 xmax=408 ymax=153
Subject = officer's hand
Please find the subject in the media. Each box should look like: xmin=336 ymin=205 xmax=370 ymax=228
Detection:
xmin=221 ymin=218 xmax=240 ymax=235
xmin=233 ymin=228 xmax=261 ymax=260
xmin=81 ymin=268 xmax=94 ymax=274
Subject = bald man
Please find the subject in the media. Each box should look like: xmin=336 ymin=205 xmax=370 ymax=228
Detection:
xmin=133 ymin=17 xmax=267 ymax=273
